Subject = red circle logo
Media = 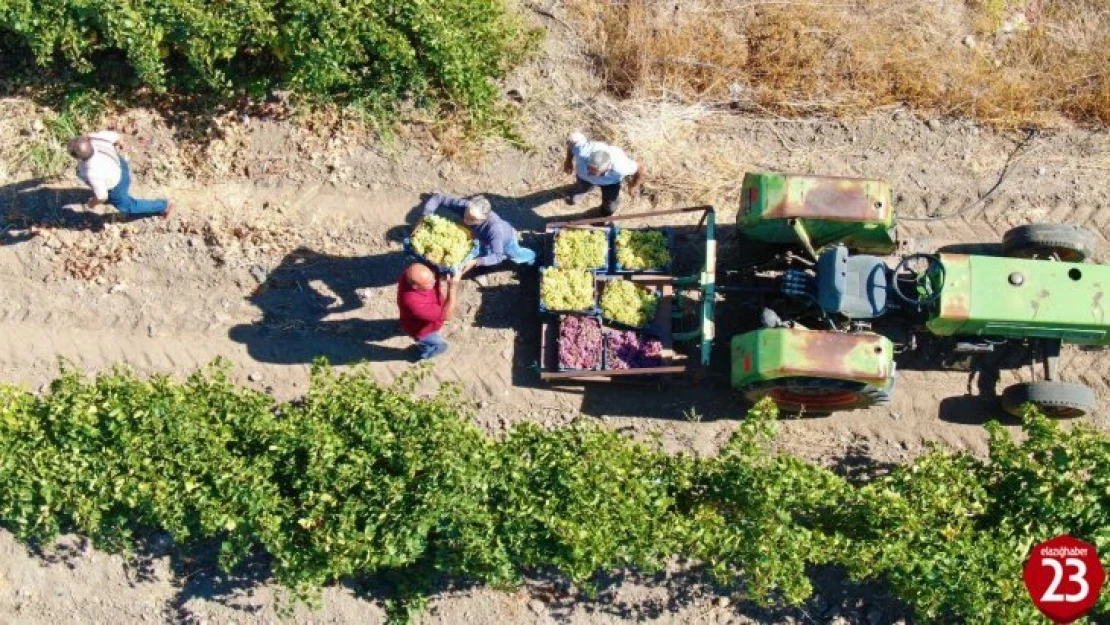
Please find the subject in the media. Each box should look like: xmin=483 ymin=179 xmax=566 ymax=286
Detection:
xmin=1023 ymin=535 xmax=1106 ymax=624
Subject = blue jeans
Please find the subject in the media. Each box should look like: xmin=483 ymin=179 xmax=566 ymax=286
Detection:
xmin=416 ymin=332 xmax=448 ymax=360
xmin=503 ymin=239 xmax=536 ymax=265
xmin=107 ymin=159 xmax=168 ymax=216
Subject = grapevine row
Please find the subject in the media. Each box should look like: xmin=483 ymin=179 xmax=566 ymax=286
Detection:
xmin=0 ymin=362 xmax=1106 ymax=622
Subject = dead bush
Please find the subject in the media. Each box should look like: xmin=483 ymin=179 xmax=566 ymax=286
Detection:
xmin=567 ymin=0 xmax=1110 ymax=126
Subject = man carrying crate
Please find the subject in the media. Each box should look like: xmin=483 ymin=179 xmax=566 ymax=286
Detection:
xmin=397 ymin=263 xmax=461 ymax=360
xmin=421 ymin=193 xmax=536 ymax=278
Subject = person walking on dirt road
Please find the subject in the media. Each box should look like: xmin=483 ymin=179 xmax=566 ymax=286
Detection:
xmin=397 ymin=263 xmax=461 ymax=360
xmin=67 ymin=131 xmax=173 ymax=218
xmin=563 ymin=131 xmax=645 ymax=216
xmin=421 ymin=193 xmax=536 ymax=276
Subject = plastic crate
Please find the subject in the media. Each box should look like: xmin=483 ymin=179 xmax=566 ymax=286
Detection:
xmin=538 ymin=266 xmax=600 ymax=316
xmin=547 ymin=225 xmax=611 ymax=273
xmin=601 ymin=327 xmax=665 ymax=371
xmin=554 ymin=315 xmax=605 ymax=372
xmin=403 ymin=217 xmax=480 ymax=274
xmin=599 ymin=280 xmax=662 ymax=331
xmin=611 ymin=226 xmax=674 ymax=274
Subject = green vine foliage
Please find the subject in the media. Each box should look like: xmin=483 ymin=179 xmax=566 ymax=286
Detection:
xmin=490 ymin=422 xmax=691 ymax=592
xmin=833 ymin=409 xmax=1110 ymax=622
xmin=686 ymin=402 xmax=854 ymax=605
xmin=0 ymin=0 xmax=539 ymax=124
xmin=0 ymin=363 xmax=1107 ymax=623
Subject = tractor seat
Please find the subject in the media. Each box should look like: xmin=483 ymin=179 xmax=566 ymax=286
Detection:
xmin=816 ymin=245 xmax=889 ymax=319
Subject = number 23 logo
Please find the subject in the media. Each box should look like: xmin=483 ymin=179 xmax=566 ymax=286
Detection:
xmin=1040 ymin=557 xmax=1089 ymax=603
xmin=1024 ymin=536 xmax=1105 ymax=623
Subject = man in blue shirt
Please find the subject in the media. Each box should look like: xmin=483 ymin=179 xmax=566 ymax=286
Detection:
xmin=421 ymin=193 xmax=536 ymax=277
xmin=563 ymin=131 xmax=646 ymax=215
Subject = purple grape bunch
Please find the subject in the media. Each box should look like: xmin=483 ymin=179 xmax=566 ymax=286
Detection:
xmin=558 ymin=315 xmax=603 ymax=370
xmin=605 ymin=329 xmax=663 ymax=369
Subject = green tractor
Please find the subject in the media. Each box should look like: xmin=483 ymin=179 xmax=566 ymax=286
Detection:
xmin=728 ymin=172 xmax=1105 ymax=417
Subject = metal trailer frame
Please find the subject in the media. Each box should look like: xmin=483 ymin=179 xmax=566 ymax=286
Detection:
xmin=538 ymin=206 xmax=717 ymax=383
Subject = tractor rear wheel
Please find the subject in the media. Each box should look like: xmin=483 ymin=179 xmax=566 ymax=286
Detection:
xmin=1001 ymin=381 xmax=1096 ymax=418
xmin=1002 ymin=223 xmax=1096 ymax=262
xmin=742 ymin=377 xmax=891 ymax=416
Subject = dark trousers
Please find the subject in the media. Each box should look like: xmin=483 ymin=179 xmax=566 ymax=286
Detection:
xmin=570 ymin=177 xmax=622 ymax=215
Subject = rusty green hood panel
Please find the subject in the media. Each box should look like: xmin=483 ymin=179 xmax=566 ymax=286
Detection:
xmin=927 ymin=254 xmax=1110 ymax=345
xmin=738 ymin=172 xmax=897 ymax=254
xmin=731 ymin=327 xmax=896 ymax=390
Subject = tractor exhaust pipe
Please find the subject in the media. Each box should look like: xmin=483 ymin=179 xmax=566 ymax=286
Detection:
xmin=955 ymin=341 xmax=995 ymax=353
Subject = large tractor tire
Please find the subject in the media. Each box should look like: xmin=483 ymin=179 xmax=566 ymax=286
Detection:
xmin=1001 ymin=381 xmax=1096 ymax=418
xmin=1002 ymin=223 xmax=1096 ymax=262
xmin=741 ymin=376 xmax=891 ymax=416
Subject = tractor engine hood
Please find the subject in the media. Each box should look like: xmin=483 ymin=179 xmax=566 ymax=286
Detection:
xmin=927 ymin=254 xmax=1110 ymax=345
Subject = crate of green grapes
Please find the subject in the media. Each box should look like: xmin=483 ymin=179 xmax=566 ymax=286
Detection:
xmin=611 ymin=227 xmax=674 ymax=274
xmin=600 ymin=278 xmax=661 ymax=330
xmin=549 ymin=225 xmax=611 ymax=273
xmin=404 ymin=215 xmax=480 ymax=274
xmin=539 ymin=266 xmax=599 ymax=315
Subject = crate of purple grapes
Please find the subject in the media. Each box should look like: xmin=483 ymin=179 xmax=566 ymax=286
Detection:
xmin=604 ymin=328 xmax=664 ymax=370
xmin=556 ymin=315 xmax=604 ymax=372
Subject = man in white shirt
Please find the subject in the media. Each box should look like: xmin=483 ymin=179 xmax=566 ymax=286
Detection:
xmin=67 ymin=131 xmax=173 ymax=218
xmin=562 ymin=131 xmax=645 ymax=215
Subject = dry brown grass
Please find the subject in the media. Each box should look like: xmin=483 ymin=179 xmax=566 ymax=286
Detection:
xmin=566 ymin=0 xmax=1110 ymax=126
xmin=592 ymin=99 xmax=745 ymax=201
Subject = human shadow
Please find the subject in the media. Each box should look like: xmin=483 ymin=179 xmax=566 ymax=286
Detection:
xmin=229 ymin=246 xmax=416 ymax=365
xmin=469 ymin=185 xmax=612 ymax=232
xmin=0 ymin=178 xmax=120 ymax=244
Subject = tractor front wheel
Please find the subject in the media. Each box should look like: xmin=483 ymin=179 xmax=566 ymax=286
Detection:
xmin=742 ymin=377 xmax=891 ymax=416
xmin=1002 ymin=223 xmax=1096 ymax=262
xmin=1001 ymin=381 xmax=1096 ymax=418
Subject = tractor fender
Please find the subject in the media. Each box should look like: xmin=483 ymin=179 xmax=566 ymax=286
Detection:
xmin=730 ymin=327 xmax=896 ymax=414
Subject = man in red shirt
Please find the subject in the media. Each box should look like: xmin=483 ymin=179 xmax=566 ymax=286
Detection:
xmin=397 ymin=263 xmax=460 ymax=360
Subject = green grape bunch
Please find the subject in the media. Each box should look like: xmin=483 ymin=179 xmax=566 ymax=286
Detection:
xmin=601 ymin=279 xmax=658 ymax=327
xmin=542 ymin=267 xmax=596 ymax=311
xmin=411 ymin=216 xmax=474 ymax=267
xmin=554 ymin=228 xmax=608 ymax=270
xmin=616 ymin=229 xmax=671 ymax=271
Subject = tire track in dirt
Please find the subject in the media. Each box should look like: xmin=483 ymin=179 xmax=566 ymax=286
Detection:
xmin=3 ymin=124 xmax=1108 ymax=458
xmin=886 ymin=184 xmax=1110 ymax=434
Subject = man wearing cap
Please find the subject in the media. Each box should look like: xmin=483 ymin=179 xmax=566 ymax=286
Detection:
xmin=563 ymin=131 xmax=645 ymax=216
xmin=421 ymin=193 xmax=536 ymax=276
xmin=397 ymin=263 xmax=461 ymax=360
xmin=67 ymin=131 xmax=173 ymax=218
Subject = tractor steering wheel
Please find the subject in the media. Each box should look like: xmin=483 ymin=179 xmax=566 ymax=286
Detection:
xmin=891 ymin=253 xmax=945 ymax=308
